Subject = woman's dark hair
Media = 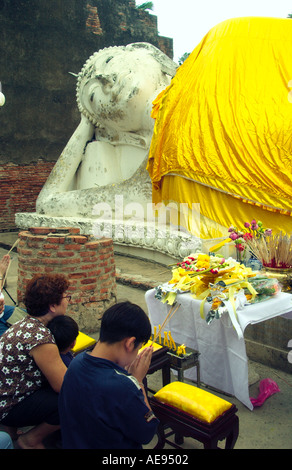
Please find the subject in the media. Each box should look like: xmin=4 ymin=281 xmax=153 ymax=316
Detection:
xmin=47 ymin=315 xmax=79 ymax=352
xmin=24 ymin=274 xmax=70 ymax=317
xmin=99 ymin=301 xmax=151 ymax=348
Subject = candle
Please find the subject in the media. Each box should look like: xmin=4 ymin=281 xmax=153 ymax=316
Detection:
xmin=158 ymin=324 xmax=161 ymax=344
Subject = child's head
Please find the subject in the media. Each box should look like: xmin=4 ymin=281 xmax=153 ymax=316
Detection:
xmin=48 ymin=315 xmax=79 ymax=353
xmin=99 ymin=301 xmax=151 ymax=349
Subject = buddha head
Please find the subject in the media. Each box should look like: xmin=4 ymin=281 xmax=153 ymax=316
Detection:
xmin=76 ymin=43 xmax=177 ymax=137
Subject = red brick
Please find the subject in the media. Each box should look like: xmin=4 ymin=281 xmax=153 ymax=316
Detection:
xmin=46 ymin=236 xmax=66 ymax=244
xmin=18 ymin=231 xmax=29 ymax=239
xmin=71 ymin=236 xmax=88 ymax=244
xmin=41 ymin=258 xmax=61 ymax=265
xmin=37 ymin=251 xmax=52 ymax=258
xmin=98 ymin=254 xmax=110 ymax=260
xmin=100 ymin=239 xmax=113 ymax=246
xmin=85 ymin=241 xmax=101 ymax=249
xmin=80 ymin=284 xmax=97 ymax=291
xmin=56 ymin=251 xmax=75 ymax=257
xmin=69 ymin=273 xmax=87 ymax=279
xmin=64 ymin=244 xmax=82 ymax=250
xmin=80 ymin=263 xmax=98 ymax=270
xmin=99 ymin=261 xmax=108 ymax=267
xmin=98 ymin=274 xmax=110 ymax=281
xmin=27 ymin=235 xmax=48 ymax=242
xmin=18 ymin=248 xmax=33 ymax=256
xmin=43 ymin=244 xmax=59 ymax=250
xmin=58 ymin=227 xmax=81 ymax=234
xmin=81 ymin=278 xmax=98 ymax=285
xmin=44 ymin=267 xmax=54 ymax=272
xmin=87 ymin=270 xmax=101 ymax=276
xmin=80 ymin=255 xmax=98 ymax=262
xmin=29 ymin=227 xmax=54 ymax=235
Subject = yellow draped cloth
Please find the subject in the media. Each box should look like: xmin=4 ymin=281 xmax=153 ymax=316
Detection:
xmin=147 ymin=17 xmax=292 ymax=239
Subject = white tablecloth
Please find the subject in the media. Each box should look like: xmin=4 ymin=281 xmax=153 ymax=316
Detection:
xmin=145 ymin=290 xmax=292 ymax=410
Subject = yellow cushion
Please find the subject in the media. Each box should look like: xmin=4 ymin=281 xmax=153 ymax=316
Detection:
xmin=154 ymin=382 xmax=232 ymax=424
xmin=72 ymin=331 xmax=96 ymax=354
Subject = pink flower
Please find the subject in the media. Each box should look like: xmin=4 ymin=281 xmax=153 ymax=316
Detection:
xmin=228 ymin=226 xmax=235 ymax=232
xmin=229 ymin=232 xmax=239 ymax=240
xmin=243 ymin=232 xmax=253 ymax=241
xmin=264 ymin=229 xmax=272 ymax=236
xmin=244 ymin=222 xmax=250 ymax=228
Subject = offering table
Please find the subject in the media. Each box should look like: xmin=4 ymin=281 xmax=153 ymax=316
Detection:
xmin=145 ymin=289 xmax=292 ymax=410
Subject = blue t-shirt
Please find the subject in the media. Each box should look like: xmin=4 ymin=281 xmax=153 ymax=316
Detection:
xmin=59 ymin=352 xmax=158 ymax=449
xmin=0 ymin=306 xmax=15 ymax=336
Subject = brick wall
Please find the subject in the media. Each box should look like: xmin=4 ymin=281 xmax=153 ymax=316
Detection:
xmin=0 ymin=160 xmax=54 ymax=231
xmin=17 ymin=227 xmax=117 ymax=333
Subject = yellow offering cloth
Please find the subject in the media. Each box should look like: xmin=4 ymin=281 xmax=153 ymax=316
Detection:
xmin=147 ymin=17 xmax=292 ymax=238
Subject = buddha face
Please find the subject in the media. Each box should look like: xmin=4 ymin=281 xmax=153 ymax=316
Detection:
xmin=77 ymin=47 xmax=173 ymax=133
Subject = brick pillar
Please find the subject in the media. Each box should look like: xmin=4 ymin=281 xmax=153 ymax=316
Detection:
xmin=17 ymin=227 xmax=117 ymax=333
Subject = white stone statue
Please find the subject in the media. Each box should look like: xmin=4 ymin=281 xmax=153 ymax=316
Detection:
xmin=16 ymin=43 xmax=202 ymax=261
xmin=36 ymin=43 xmax=177 ymax=219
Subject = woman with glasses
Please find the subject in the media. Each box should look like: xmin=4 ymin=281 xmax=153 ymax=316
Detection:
xmin=0 ymin=273 xmax=70 ymax=448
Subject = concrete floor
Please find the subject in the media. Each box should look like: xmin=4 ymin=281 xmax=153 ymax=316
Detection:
xmin=0 ymin=233 xmax=292 ymax=449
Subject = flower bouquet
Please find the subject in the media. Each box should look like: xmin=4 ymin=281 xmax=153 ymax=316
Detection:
xmin=154 ymin=253 xmax=256 ymax=305
xmin=227 ymin=219 xmax=272 ymax=264
xmin=154 ymin=252 xmax=283 ymax=336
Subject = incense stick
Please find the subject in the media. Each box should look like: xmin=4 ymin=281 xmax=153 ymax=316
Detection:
xmin=7 ymin=238 xmax=20 ymax=255
xmin=152 ymin=303 xmax=181 ymax=344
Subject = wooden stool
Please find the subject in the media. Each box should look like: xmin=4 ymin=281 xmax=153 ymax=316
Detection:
xmin=150 ymin=382 xmax=239 ymax=449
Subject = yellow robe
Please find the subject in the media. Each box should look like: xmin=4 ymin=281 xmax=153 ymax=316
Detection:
xmin=147 ymin=17 xmax=292 ymax=239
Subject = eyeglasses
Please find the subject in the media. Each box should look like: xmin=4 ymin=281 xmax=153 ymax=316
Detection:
xmin=63 ymin=294 xmax=72 ymax=302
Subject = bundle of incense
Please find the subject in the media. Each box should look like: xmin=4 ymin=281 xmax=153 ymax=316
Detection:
xmin=247 ymin=232 xmax=292 ymax=268
xmin=152 ymin=303 xmax=181 ymax=344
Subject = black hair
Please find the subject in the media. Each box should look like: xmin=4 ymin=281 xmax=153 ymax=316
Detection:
xmin=47 ymin=315 xmax=79 ymax=352
xmin=99 ymin=301 xmax=151 ymax=348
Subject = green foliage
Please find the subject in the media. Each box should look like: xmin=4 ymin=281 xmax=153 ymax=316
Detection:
xmin=137 ymin=2 xmax=154 ymax=11
xmin=178 ymin=52 xmax=190 ymax=65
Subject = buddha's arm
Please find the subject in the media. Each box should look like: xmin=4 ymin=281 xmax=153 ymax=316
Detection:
xmin=36 ymin=115 xmax=94 ymax=212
